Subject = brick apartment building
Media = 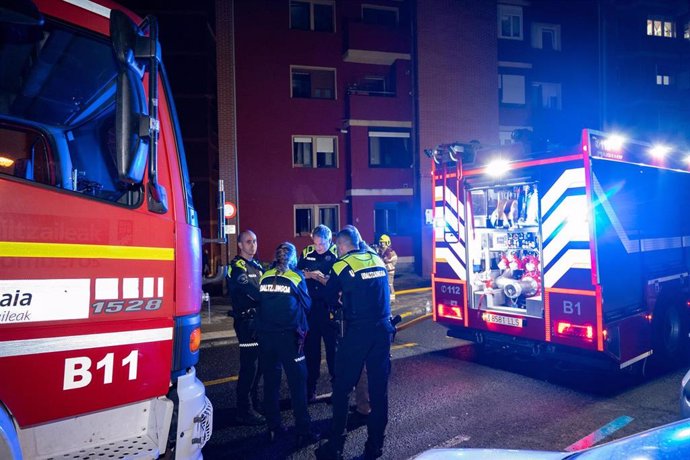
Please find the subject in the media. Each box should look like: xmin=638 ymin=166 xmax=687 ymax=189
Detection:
xmin=119 ymin=0 xmax=690 ymax=278
xmin=496 ymin=0 xmax=690 ymax=148
xmin=217 ymin=0 xmax=498 ymax=274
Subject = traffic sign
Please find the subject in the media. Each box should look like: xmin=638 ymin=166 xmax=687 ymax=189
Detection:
xmin=224 ymin=201 xmax=237 ymax=219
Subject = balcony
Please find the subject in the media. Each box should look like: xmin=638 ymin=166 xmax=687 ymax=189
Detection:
xmin=344 ymin=61 xmax=412 ymax=121
xmin=343 ymin=21 xmax=411 ymax=65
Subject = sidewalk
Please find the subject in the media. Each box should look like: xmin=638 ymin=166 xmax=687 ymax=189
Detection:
xmin=199 ymin=266 xmax=431 ymax=348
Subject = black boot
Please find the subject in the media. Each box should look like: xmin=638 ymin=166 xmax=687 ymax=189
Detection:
xmin=315 ymin=439 xmax=344 ymax=460
xmin=363 ymin=438 xmax=384 ymax=459
xmin=296 ymin=429 xmax=320 ymax=447
xmin=252 ymin=395 xmax=264 ymax=414
xmin=267 ymin=425 xmax=287 ymax=443
xmin=235 ymin=408 xmax=265 ymax=426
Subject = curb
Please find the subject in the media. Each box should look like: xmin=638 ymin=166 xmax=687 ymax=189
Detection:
xmin=200 ymin=284 xmax=433 ymax=348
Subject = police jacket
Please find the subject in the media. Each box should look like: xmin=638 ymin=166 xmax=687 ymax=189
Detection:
xmin=297 ymin=243 xmax=338 ymax=301
xmin=257 ymin=268 xmax=311 ymax=333
xmin=227 ymin=256 xmax=263 ymax=319
xmin=325 ymin=249 xmax=391 ymax=326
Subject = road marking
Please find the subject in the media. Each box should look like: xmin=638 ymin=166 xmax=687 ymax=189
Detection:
xmin=397 ymin=287 xmax=431 ymax=295
xmin=565 ymin=415 xmax=634 ymax=451
xmin=203 ymin=375 xmax=238 ymax=387
xmin=204 ymin=343 xmax=418 ymax=387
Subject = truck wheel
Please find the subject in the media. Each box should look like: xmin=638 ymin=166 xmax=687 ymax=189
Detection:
xmin=653 ymin=301 xmax=688 ymax=369
xmin=0 ymin=405 xmax=22 ymax=460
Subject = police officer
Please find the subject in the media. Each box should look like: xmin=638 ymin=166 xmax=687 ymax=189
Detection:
xmin=257 ymin=242 xmax=319 ymax=446
xmin=227 ymin=230 xmax=264 ymax=425
xmin=316 ymin=226 xmax=394 ymax=460
xmin=297 ymin=224 xmax=338 ymax=401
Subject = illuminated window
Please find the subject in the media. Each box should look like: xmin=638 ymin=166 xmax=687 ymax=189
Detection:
xmin=290 ymin=0 xmax=334 ymax=32
xmin=647 ymin=18 xmax=675 ymax=37
xmin=656 ymin=74 xmax=671 ymax=86
xmin=293 ymin=136 xmax=337 ymax=168
xmin=499 ymin=74 xmax=525 ymax=105
xmin=368 ymin=129 xmax=412 ymax=168
xmin=684 ymin=22 xmax=690 ymax=39
xmin=532 ymin=23 xmax=561 ymax=50
xmin=291 ymin=66 xmax=336 ymax=99
xmin=294 ymin=205 xmax=339 ymax=236
xmin=498 ymin=5 xmax=523 ymax=40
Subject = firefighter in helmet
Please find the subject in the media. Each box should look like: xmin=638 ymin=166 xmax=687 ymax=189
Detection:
xmin=377 ymin=234 xmax=398 ymax=303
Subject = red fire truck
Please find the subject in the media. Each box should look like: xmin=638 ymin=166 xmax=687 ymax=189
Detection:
xmin=0 ymin=1 xmax=212 ymax=458
xmin=432 ymin=129 xmax=690 ymax=370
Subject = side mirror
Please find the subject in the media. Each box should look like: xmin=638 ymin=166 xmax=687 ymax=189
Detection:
xmin=111 ymin=10 xmax=147 ymax=185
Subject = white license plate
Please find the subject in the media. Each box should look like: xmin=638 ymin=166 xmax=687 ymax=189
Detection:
xmin=484 ymin=313 xmax=523 ymax=328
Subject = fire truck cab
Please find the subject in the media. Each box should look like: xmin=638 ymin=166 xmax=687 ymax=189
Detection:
xmin=0 ymin=1 xmax=211 ymax=458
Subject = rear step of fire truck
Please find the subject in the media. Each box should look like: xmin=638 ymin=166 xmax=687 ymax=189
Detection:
xmin=15 ymin=399 xmax=173 ymax=460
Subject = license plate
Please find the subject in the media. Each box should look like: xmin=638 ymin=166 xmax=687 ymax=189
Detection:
xmin=484 ymin=313 xmax=523 ymax=328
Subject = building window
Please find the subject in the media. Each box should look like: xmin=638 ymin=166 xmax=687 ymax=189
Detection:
xmin=290 ymin=0 xmax=334 ymax=32
xmin=656 ymin=74 xmax=671 ymax=86
xmin=647 ymin=19 xmax=675 ymax=38
xmin=498 ymin=5 xmax=523 ymax=40
xmin=375 ymin=203 xmax=399 ymax=236
xmin=368 ymin=130 xmax=412 ymax=168
xmin=499 ymin=74 xmax=526 ymax=105
xmin=295 ymin=204 xmax=339 ymax=236
xmin=532 ymin=23 xmax=561 ymax=50
xmin=362 ymin=4 xmax=398 ymax=27
xmin=293 ymin=136 xmax=337 ymax=167
xmin=532 ymin=82 xmax=561 ymax=109
xmin=291 ymin=66 xmax=336 ymax=99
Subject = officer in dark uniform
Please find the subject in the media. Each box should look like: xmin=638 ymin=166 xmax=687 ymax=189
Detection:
xmin=257 ymin=242 xmax=319 ymax=446
xmin=316 ymin=226 xmax=394 ymax=460
xmin=227 ymin=230 xmax=264 ymax=425
xmin=297 ymin=224 xmax=338 ymax=401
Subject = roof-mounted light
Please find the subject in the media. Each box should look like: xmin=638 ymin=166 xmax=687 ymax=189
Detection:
xmin=486 ymin=158 xmax=510 ymax=177
xmin=649 ymin=144 xmax=671 ymax=159
xmin=602 ymin=134 xmax=626 ymax=152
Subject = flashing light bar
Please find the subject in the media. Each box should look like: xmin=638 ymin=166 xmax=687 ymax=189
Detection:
xmin=556 ymin=321 xmax=593 ymax=340
xmin=486 ymin=158 xmax=510 ymax=177
xmin=649 ymin=144 xmax=671 ymax=159
xmin=602 ymin=134 xmax=626 ymax=152
xmin=438 ymin=304 xmax=463 ymax=320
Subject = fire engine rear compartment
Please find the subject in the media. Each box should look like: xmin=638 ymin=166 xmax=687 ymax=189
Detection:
xmin=466 ymin=183 xmax=543 ymax=317
xmin=434 ymin=132 xmax=690 ymax=368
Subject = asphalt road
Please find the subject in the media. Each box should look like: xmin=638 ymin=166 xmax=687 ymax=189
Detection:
xmin=198 ymin=315 xmax=688 ymax=460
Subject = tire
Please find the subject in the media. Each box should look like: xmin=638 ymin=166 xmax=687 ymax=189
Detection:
xmin=0 ymin=404 xmax=21 ymax=460
xmin=652 ymin=300 xmax=688 ymax=369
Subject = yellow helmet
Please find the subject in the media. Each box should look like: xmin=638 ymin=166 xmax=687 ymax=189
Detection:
xmin=379 ymin=234 xmax=391 ymax=247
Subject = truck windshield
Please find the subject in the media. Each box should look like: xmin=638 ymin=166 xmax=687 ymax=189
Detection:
xmin=0 ymin=18 xmax=139 ymax=204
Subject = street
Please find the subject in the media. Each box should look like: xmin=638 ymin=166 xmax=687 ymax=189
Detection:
xmin=198 ymin=310 xmax=687 ymax=459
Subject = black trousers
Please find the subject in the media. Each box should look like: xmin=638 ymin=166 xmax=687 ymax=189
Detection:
xmin=259 ymin=330 xmax=311 ymax=434
xmin=329 ymin=320 xmax=393 ymax=450
xmin=234 ymin=319 xmax=261 ymax=414
xmin=305 ymin=298 xmax=337 ymax=395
